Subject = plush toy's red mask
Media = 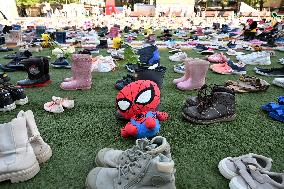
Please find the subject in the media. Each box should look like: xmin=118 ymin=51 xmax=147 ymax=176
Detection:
xmin=116 ymin=80 xmax=160 ymax=119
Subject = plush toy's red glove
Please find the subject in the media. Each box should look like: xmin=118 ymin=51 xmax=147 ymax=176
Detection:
xmin=121 ymin=122 xmax=138 ymax=137
xmin=145 ymin=117 xmax=156 ymax=129
xmin=156 ymin=112 xmax=168 ymax=121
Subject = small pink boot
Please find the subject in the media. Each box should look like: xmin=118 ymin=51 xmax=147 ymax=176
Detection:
xmin=60 ymin=54 xmax=92 ymax=90
xmin=177 ymin=59 xmax=210 ymax=91
xmin=173 ymin=59 xmax=192 ymax=85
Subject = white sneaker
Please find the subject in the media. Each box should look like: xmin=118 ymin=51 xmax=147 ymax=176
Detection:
xmin=278 ymin=58 xmax=284 ymax=65
xmin=236 ymin=52 xmax=271 ymax=65
xmin=273 ymin=78 xmax=284 ymax=88
xmin=169 ymin=52 xmax=187 ymax=62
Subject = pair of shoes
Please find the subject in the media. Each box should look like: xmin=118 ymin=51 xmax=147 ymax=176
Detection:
xmin=51 ymin=57 xmax=71 ymax=69
xmin=44 ymin=96 xmax=74 ymax=113
xmin=208 ymin=53 xmax=229 ymax=63
xmin=85 ymin=136 xmax=176 ymax=189
xmin=225 ymin=75 xmax=270 ymax=93
xmin=210 ymin=60 xmax=246 ymax=75
xmin=169 ymin=52 xmax=187 ymax=62
xmin=115 ymin=74 xmax=135 ymax=90
xmin=254 ymin=66 xmax=284 ymax=77
xmin=173 ymin=63 xmax=185 ymax=74
xmin=218 ymin=153 xmax=284 ymax=189
xmin=182 ymin=85 xmax=236 ymax=124
xmin=262 ymin=96 xmax=284 ymax=122
xmin=0 ymin=82 xmax=28 ymax=112
xmin=17 ymin=57 xmax=51 ymax=88
xmin=61 ymin=54 xmax=92 ymax=90
xmin=173 ymin=59 xmax=210 ymax=91
xmin=236 ymin=52 xmax=271 ymax=65
xmin=0 ymin=110 xmax=52 ymax=183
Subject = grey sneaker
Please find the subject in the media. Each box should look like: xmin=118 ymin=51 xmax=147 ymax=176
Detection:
xmin=95 ymin=136 xmax=171 ymax=168
xmin=229 ymin=170 xmax=284 ymax=189
xmin=86 ymin=154 xmax=176 ymax=189
xmin=218 ymin=153 xmax=273 ymax=180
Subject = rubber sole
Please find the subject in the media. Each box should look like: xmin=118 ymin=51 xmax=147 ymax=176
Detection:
xmin=255 ymin=70 xmax=284 ymax=77
xmin=60 ymin=86 xmax=91 ymax=91
xmin=0 ymin=161 xmax=40 ymax=183
xmin=51 ymin=65 xmax=72 ymax=69
xmin=182 ymin=112 xmax=236 ymax=124
xmin=229 ymin=177 xmax=246 ymax=189
xmin=0 ymin=102 xmax=16 ymax=112
xmin=17 ymin=80 xmax=52 ymax=88
xmin=218 ymin=157 xmax=238 ymax=180
xmin=36 ymin=145 xmax=53 ymax=164
xmin=15 ymin=97 xmax=29 ymax=105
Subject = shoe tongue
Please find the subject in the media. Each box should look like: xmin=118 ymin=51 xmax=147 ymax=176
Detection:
xmin=136 ymin=139 xmax=150 ymax=151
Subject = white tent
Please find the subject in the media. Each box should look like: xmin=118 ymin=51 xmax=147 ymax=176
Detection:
xmin=0 ymin=0 xmax=18 ymax=20
xmin=239 ymin=2 xmax=259 ymax=13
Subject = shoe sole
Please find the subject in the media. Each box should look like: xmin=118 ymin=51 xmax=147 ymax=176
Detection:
xmin=218 ymin=157 xmax=238 ymax=180
xmin=232 ymin=71 xmax=247 ymax=75
xmin=15 ymin=97 xmax=29 ymax=105
xmin=60 ymin=86 xmax=91 ymax=91
xmin=273 ymin=80 xmax=284 ymax=88
xmin=0 ymin=102 xmax=16 ymax=112
xmin=255 ymin=70 xmax=284 ymax=77
xmin=182 ymin=112 xmax=236 ymax=124
xmin=51 ymin=65 xmax=71 ymax=69
xmin=36 ymin=145 xmax=53 ymax=164
xmin=0 ymin=161 xmax=40 ymax=183
xmin=18 ymin=80 xmax=52 ymax=88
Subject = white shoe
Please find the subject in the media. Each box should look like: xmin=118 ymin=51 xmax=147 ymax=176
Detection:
xmin=273 ymin=78 xmax=284 ymax=88
xmin=169 ymin=52 xmax=187 ymax=62
xmin=236 ymin=52 xmax=271 ymax=65
xmin=278 ymin=58 xmax=284 ymax=65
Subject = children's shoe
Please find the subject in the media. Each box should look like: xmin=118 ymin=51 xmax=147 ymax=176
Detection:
xmin=218 ymin=153 xmax=272 ymax=180
xmin=226 ymin=49 xmax=245 ymax=56
xmin=273 ymin=78 xmax=284 ymax=88
xmin=255 ymin=66 xmax=284 ymax=77
xmin=278 ymin=58 xmax=284 ymax=65
xmin=173 ymin=64 xmax=185 ymax=74
xmin=229 ymin=170 xmax=284 ymax=189
xmin=44 ymin=100 xmax=64 ymax=113
xmin=227 ymin=41 xmax=237 ymax=49
xmin=51 ymin=96 xmax=74 ymax=109
xmin=236 ymin=52 xmax=271 ymax=65
xmin=169 ymin=52 xmax=187 ymax=62
xmin=125 ymin=63 xmax=139 ymax=73
xmin=218 ymin=46 xmax=227 ymax=51
xmin=1 ymin=83 xmax=28 ymax=105
xmin=208 ymin=53 xmax=228 ymax=63
xmin=210 ymin=62 xmax=233 ymax=75
xmin=0 ymin=88 xmax=16 ymax=112
xmin=227 ymin=60 xmax=247 ymax=75
xmin=269 ymin=110 xmax=284 ymax=123
xmin=51 ymin=57 xmax=71 ymax=69
xmin=0 ymin=72 xmax=10 ymax=83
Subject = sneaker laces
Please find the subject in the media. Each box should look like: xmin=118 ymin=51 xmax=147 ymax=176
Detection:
xmin=117 ymin=150 xmax=148 ymax=184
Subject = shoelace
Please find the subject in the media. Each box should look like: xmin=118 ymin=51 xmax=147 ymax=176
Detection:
xmin=196 ymin=85 xmax=215 ymax=113
xmin=117 ymin=150 xmax=148 ymax=185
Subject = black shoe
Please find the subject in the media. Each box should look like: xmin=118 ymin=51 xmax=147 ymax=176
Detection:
xmin=1 ymin=83 xmax=28 ymax=105
xmin=3 ymin=50 xmax=32 ymax=59
xmin=0 ymin=58 xmax=26 ymax=72
xmin=182 ymin=90 xmax=236 ymax=124
xmin=255 ymin=66 xmax=284 ymax=77
xmin=51 ymin=57 xmax=71 ymax=68
xmin=0 ymin=88 xmax=16 ymax=112
xmin=17 ymin=56 xmax=51 ymax=88
xmin=115 ymin=74 xmax=135 ymax=90
xmin=96 ymin=39 xmax=108 ymax=49
xmin=135 ymin=66 xmax=167 ymax=89
xmin=0 ymin=73 xmax=10 ymax=84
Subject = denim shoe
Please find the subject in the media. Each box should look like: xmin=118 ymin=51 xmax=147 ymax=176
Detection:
xmin=227 ymin=60 xmax=247 ymax=75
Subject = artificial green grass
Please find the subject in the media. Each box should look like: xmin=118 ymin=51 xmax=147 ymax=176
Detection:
xmin=0 ymin=48 xmax=283 ymax=189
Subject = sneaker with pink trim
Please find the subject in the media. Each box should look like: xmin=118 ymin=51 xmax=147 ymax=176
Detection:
xmin=210 ymin=62 xmax=233 ymax=75
xmin=44 ymin=100 xmax=64 ymax=113
xmin=208 ymin=53 xmax=229 ymax=63
xmin=52 ymin=96 xmax=74 ymax=109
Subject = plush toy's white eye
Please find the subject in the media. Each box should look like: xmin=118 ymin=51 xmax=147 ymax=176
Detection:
xmin=135 ymin=86 xmax=155 ymax=105
xmin=117 ymin=100 xmax=131 ymax=111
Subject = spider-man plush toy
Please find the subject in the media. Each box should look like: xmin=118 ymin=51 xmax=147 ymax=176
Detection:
xmin=116 ymin=80 xmax=168 ymax=138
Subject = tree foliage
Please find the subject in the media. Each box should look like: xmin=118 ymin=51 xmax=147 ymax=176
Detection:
xmin=16 ymin=0 xmax=80 ymax=6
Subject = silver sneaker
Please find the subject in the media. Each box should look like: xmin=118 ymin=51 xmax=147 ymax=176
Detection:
xmin=86 ymin=154 xmax=176 ymax=189
xmin=95 ymin=136 xmax=171 ymax=168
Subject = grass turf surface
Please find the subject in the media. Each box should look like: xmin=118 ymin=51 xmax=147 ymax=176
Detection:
xmin=0 ymin=48 xmax=283 ymax=189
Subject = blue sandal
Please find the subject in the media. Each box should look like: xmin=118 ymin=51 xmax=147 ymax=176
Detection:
xmin=261 ymin=102 xmax=280 ymax=112
xmin=278 ymin=96 xmax=284 ymax=105
xmin=269 ymin=111 xmax=284 ymax=123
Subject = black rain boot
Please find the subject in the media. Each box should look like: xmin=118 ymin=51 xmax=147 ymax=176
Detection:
xmin=134 ymin=66 xmax=167 ymax=89
xmin=17 ymin=56 xmax=51 ymax=88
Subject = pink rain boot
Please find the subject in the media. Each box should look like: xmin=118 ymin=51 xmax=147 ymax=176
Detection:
xmin=173 ymin=59 xmax=192 ymax=85
xmin=60 ymin=54 xmax=92 ymax=90
xmin=177 ymin=59 xmax=210 ymax=91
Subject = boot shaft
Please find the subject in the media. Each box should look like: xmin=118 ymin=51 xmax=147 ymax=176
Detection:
xmin=71 ymin=54 xmax=93 ymax=76
xmin=21 ymin=56 xmax=49 ymax=80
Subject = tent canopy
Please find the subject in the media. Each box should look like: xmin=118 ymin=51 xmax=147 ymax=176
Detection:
xmin=239 ymin=2 xmax=259 ymax=13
